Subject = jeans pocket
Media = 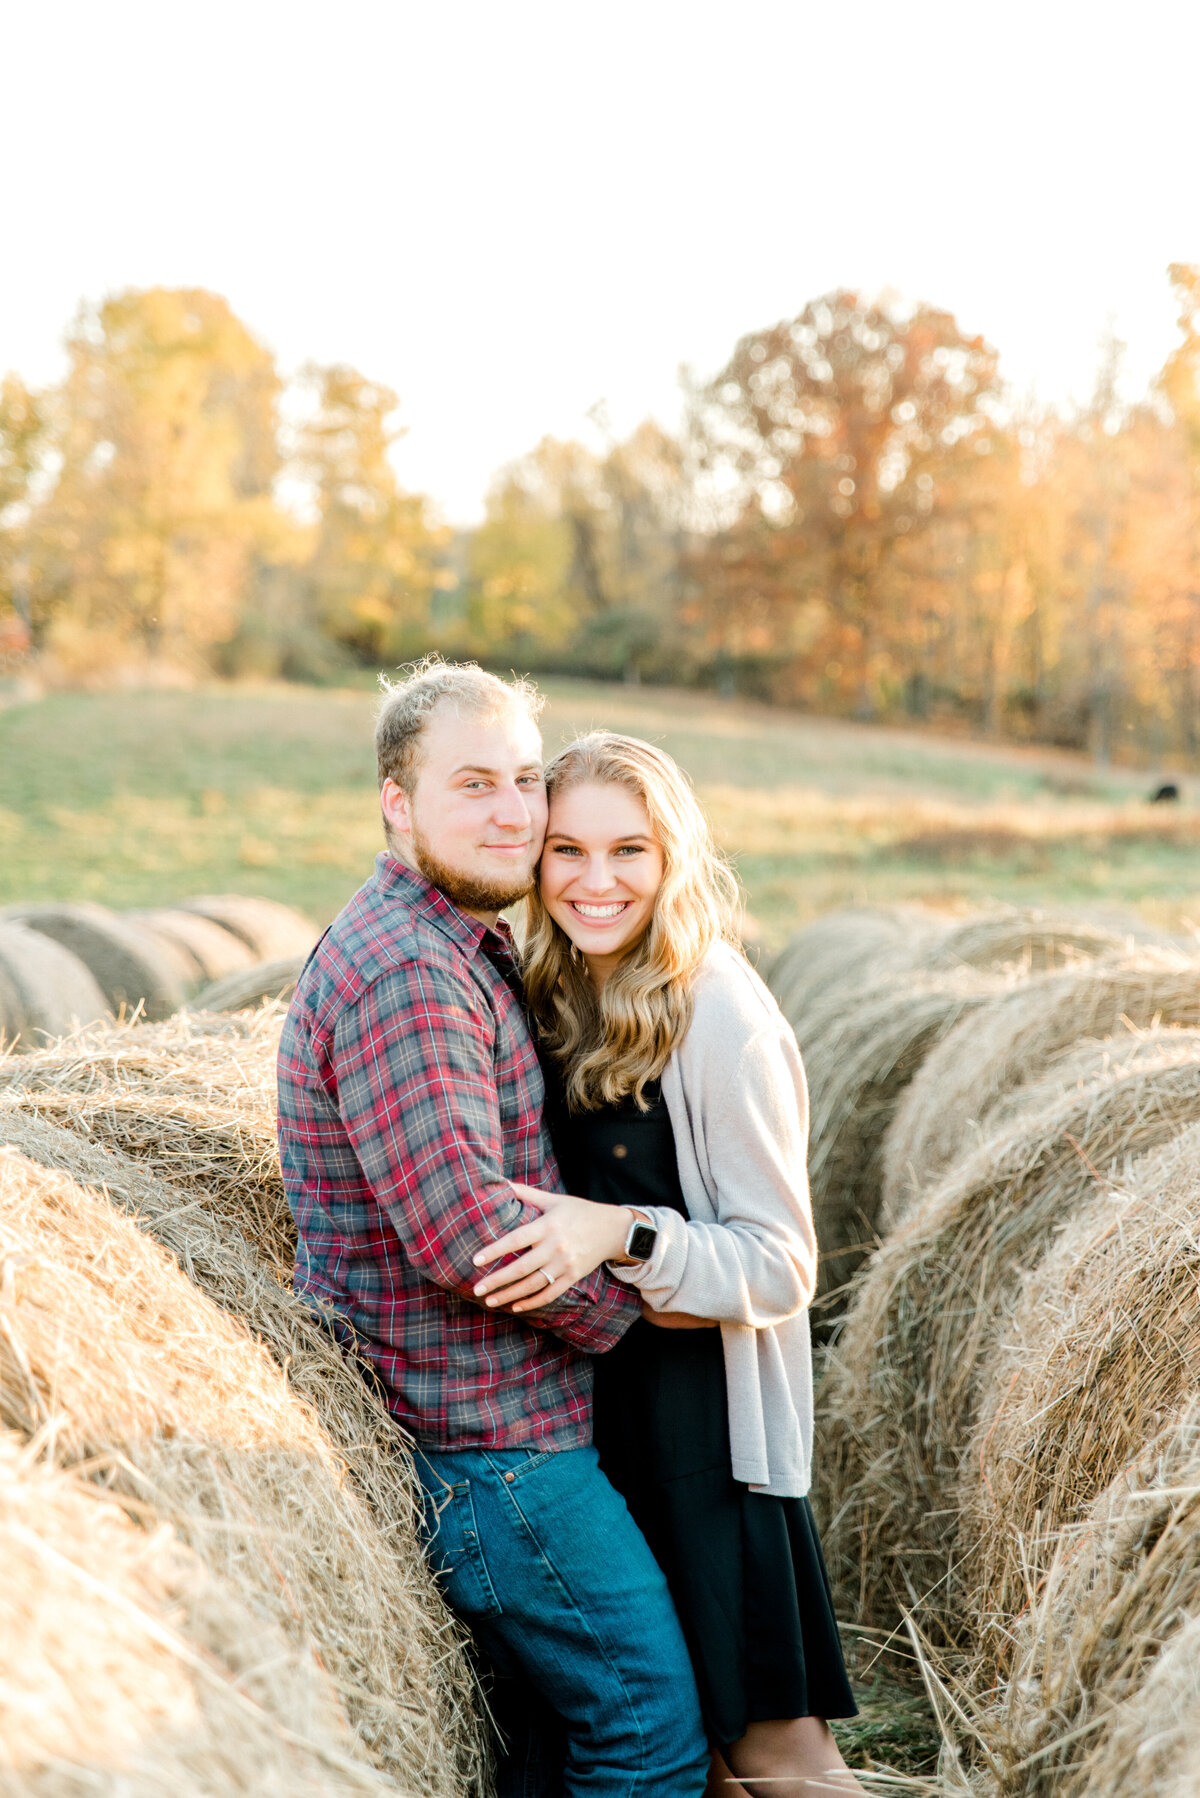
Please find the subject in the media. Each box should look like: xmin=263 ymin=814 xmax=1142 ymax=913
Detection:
xmin=417 ymin=1479 xmax=503 ymax=1621
xmin=484 ymin=1447 xmax=557 ymax=1486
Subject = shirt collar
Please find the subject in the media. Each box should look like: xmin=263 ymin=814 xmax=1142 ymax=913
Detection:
xmin=374 ymin=852 xmax=516 ymax=960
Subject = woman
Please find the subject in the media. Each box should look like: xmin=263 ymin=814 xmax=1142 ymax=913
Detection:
xmin=472 ymin=732 xmax=863 ymax=1798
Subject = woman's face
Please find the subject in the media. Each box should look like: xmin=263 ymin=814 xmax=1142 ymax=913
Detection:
xmin=540 ymin=780 xmax=665 ymax=983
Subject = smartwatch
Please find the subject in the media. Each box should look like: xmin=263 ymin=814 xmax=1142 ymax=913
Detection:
xmin=623 ymin=1215 xmax=658 ymax=1262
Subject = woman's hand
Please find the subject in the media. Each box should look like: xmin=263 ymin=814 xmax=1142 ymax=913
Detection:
xmin=472 ymin=1184 xmax=633 ymax=1313
xmin=640 ymin=1305 xmax=718 ymax=1329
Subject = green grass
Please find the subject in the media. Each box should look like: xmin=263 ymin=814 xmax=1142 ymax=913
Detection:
xmin=4 ymin=676 xmax=1200 ymax=947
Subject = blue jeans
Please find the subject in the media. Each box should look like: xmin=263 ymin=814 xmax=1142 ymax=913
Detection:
xmin=412 ymin=1442 xmax=709 ymax=1798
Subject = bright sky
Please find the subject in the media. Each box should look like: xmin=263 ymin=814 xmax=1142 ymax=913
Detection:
xmin=5 ymin=1 xmax=1197 ymax=524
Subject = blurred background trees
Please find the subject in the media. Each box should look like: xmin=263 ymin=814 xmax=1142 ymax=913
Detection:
xmin=2 ymin=270 xmax=1200 ymax=765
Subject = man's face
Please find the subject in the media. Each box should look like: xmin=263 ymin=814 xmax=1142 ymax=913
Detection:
xmin=381 ymin=704 xmax=548 ymax=920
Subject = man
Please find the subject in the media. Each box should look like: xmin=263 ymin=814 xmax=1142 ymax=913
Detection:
xmin=277 ymin=658 xmax=708 ymax=1797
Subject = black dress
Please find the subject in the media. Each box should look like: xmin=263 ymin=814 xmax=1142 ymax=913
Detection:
xmin=546 ymin=1075 xmax=857 ymax=1749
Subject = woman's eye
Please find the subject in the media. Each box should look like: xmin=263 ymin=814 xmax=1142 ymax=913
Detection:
xmin=615 ymin=845 xmax=644 ymax=857
xmin=553 ymin=844 xmax=581 ymax=855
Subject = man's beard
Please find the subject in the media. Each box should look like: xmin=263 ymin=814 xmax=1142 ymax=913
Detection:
xmin=410 ymin=823 xmax=536 ymax=915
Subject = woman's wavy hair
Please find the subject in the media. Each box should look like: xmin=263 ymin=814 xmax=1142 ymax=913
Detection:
xmin=522 ymin=731 xmax=743 ymax=1111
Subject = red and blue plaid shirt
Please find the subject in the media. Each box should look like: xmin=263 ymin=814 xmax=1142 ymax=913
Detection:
xmin=277 ymin=853 xmax=637 ymax=1450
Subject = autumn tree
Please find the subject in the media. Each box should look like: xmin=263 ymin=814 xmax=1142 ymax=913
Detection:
xmin=290 ymin=363 xmax=448 ymax=662
xmin=0 ymin=376 xmax=45 ymax=655
xmin=686 ymin=290 xmax=1002 ymax=709
xmin=32 ymin=288 xmax=285 ymax=671
xmin=467 ymin=422 xmax=687 ymax=677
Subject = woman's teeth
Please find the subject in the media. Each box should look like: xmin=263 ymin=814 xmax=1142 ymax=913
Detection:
xmin=571 ymin=902 xmax=629 ymax=919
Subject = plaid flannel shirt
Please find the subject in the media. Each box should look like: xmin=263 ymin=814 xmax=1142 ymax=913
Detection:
xmin=277 ymin=853 xmax=637 ymax=1450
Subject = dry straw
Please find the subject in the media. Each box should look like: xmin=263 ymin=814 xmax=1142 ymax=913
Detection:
xmin=188 ymin=954 xmax=308 ymax=1015
xmin=921 ymin=906 xmax=1160 ymax=977
xmin=981 ymin=1405 xmax=1200 ymax=1797
xmin=0 ymin=1433 xmax=392 ymax=1797
xmin=883 ymin=946 xmax=1200 ymax=1224
xmin=816 ymin=1027 xmax=1200 ymax=1644
xmin=794 ymin=966 xmax=1006 ymax=1313
xmin=0 ymin=1006 xmax=292 ymax=1277
xmin=0 ymin=1118 xmax=484 ymax=1797
xmin=766 ymin=904 xmax=946 ymax=1035
xmin=961 ymin=1118 xmax=1200 ymax=1663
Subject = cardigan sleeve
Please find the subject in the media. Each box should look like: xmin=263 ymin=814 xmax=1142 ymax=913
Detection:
xmin=610 ymin=1016 xmax=818 ymax=1326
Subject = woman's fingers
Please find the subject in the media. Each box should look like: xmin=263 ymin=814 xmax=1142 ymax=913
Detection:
xmin=512 ymin=1272 xmax=575 ymax=1313
xmin=474 ymin=1244 xmax=554 ymax=1298
xmin=473 ymin=1221 xmax=543 ymax=1270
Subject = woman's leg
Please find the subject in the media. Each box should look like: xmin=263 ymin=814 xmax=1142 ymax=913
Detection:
xmin=704 ymin=1748 xmax=748 ymax=1797
xmin=724 ymin=1717 xmax=865 ymax=1796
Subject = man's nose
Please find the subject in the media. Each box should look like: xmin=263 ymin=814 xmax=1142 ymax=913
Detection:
xmin=491 ymin=782 xmax=534 ymax=829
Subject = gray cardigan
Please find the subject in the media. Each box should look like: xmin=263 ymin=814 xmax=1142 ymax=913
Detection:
xmin=611 ymin=941 xmax=818 ymax=1497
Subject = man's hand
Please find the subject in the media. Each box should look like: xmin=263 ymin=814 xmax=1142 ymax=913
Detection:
xmin=472 ymin=1184 xmax=633 ymax=1313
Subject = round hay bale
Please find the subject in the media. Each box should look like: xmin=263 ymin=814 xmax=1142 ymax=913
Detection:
xmin=0 ymin=1433 xmax=391 ymax=1796
xmin=125 ymin=906 xmax=258 ymax=986
xmin=0 ymin=1006 xmax=290 ymax=1277
xmin=961 ymin=1118 xmax=1200 ymax=1657
xmin=188 ymin=954 xmax=308 ymax=1016
xmin=0 ymin=1134 xmax=483 ymax=1797
xmin=2 ymin=901 xmax=188 ymax=1021
xmin=982 ymin=1406 xmax=1200 ymax=1797
xmin=922 ymin=904 xmax=1162 ymax=976
xmin=882 ymin=946 xmax=1200 ymax=1224
xmin=176 ymin=894 xmax=317 ymax=961
xmin=816 ymin=1027 xmax=1200 ymax=1645
xmin=798 ymin=966 xmax=1006 ymax=1317
xmin=766 ymin=905 xmax=946 ymax=1037
xmin=0 ymin=920 xmax=111 ymax=1048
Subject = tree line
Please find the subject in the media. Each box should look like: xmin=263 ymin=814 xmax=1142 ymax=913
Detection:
xmin=2 ymin=273 xmax=1198 ymax=761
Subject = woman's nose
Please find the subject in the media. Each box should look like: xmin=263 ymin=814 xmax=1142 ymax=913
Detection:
xmin=576 ymin=854 xmax=617 ymax=894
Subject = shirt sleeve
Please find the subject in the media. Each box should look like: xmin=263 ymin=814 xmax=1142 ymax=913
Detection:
xmin=331 ymin=959 xmax=636 ymax=1352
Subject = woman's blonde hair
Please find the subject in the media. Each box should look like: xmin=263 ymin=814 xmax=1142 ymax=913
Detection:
xmin=522 ymin=731 xmax=743 ymax=1111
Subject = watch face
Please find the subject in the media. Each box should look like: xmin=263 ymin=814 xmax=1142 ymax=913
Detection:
xmin=628 ymin=1223 xmax=657 ymax=1260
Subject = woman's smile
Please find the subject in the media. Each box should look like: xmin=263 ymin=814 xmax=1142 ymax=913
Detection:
xmin=540 ymin=780 xmax=666 ymax=984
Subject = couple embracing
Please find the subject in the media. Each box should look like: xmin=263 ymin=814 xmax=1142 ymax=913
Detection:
xmin=277 ymin=660 xmax=861 ymax=1797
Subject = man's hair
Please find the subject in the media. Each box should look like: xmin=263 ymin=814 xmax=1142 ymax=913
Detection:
xmin=375 ymin=655 xmax=545 ymax=796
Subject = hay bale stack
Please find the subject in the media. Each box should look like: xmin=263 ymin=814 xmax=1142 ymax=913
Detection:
xmin=189 ymin=954 xmax=307 ymax=1016
xmin=177 ymin=894 xmax=317 ymax=961
xmin=817 ymin=1028 xmax=1200 ymax=1644
xmin=798 ymin=966 xmax=1006 ymax=1313
xmin=0 ymin=1007 xmax=290 ymax=1276
xmin=0 ymin=1434 xmax=391 ymax=1797
xmin=982 ymin=1407 xmax=1200 ymax=1797
xmin=2 ymin=901 xmax=190 ymax=1021
xmin=922 ymin=905 xmax=1157 ymax=976
xmin=766 ymin=905 xmax=946 ymax=1038
xmin=883 ymin=947 xmax=1200 ymax=1224
xmin=961 ymin=1118 xmax=1200 ymax=1658
xmin=125 ymin=905 xmax=258 ymax=986
xmin=0 ymin=1135 xmax=482 ymax=1796
xmin=0 ymin=920 xmax=110 ymax=1048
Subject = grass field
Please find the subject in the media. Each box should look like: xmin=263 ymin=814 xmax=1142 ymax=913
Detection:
xmin=4 ymin=676 xmax=1200 ymax=949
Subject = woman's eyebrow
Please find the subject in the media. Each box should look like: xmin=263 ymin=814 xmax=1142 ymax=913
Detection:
xmin=544 ymin=831 xmax=656 ymax=845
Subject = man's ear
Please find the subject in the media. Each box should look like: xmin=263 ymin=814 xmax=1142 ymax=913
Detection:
xmin=380 ymin=778 xmax=413 ymax=845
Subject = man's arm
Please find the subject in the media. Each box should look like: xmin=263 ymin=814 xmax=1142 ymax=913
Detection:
xmin=332 ymin=959 xmax=635 ymax=1352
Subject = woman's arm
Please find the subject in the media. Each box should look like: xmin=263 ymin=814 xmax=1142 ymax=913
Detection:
xmin=611 ymin=1019 xmax=818 ymax=1328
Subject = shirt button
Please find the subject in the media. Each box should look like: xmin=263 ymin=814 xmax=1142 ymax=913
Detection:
xmin=504 ymin=1471 xmax=516 ymax=1484
xmin=612 ymin=1143 xmax=628 ymax=1159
